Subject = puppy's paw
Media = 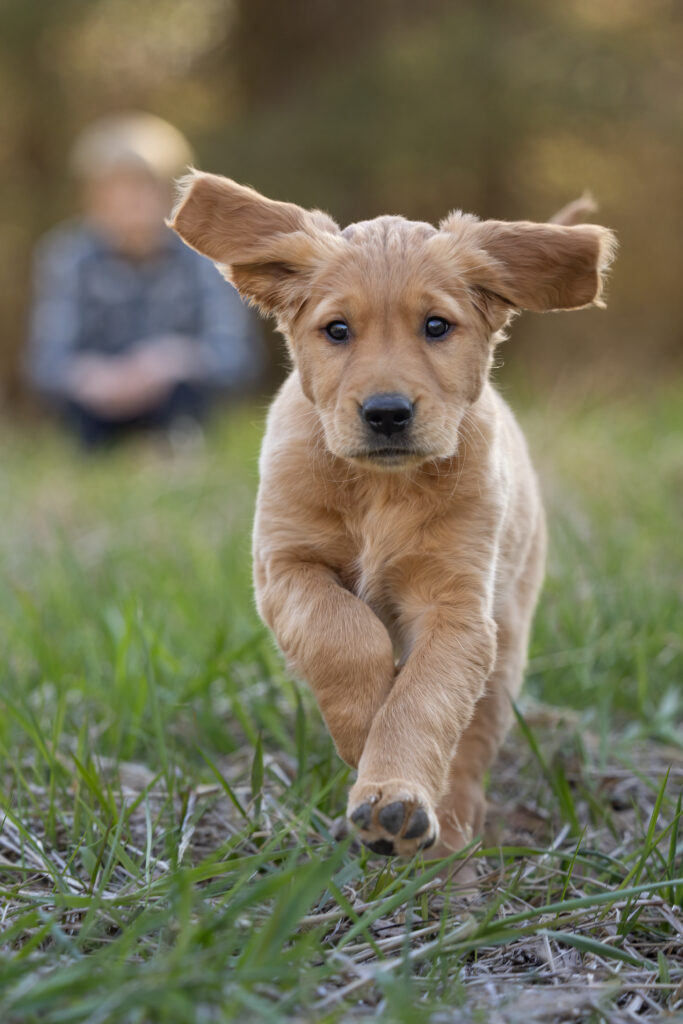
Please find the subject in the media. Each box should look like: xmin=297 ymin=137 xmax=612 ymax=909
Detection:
xmin=347 ymin=780 xmax=439 ymax=859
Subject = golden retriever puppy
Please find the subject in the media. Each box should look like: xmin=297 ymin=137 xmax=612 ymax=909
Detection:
xmin=170 ymin=175 xmax=615 ymax=860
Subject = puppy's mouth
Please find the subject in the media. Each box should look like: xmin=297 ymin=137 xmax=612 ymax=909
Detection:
xmin=347 ymin=446 xmax=428 ymax=467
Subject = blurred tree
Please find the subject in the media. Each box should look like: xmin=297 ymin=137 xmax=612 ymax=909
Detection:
xmin=231 ymin=0 xmax=445 ymax=108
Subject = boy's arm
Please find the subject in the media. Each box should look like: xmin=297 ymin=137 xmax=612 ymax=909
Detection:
xmin=24 ymin=230 xmax=86 ymax=399
xmin=192 ymin=254 xmax=266 ymax=391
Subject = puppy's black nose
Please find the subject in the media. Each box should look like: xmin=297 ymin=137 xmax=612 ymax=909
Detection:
xmin=361 ymin=393 xmax=414 ymax=437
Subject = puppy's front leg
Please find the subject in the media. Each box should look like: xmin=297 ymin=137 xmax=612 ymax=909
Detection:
xmin=347 ymin=593 xmax=497 ymax=857
xmin=256 ymin=559 xmax=396 ymax=767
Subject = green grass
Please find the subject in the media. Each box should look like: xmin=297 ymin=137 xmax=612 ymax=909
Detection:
xmin=0 ymin=382 xmax=681 ymax=1023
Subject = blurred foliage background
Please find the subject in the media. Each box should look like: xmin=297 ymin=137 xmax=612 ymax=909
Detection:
xmin=0 ymin=0 xmax=681 ymax=402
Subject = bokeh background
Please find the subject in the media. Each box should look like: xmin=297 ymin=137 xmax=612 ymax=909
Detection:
xmin=1 ymin=0 xmax=682 ymax=402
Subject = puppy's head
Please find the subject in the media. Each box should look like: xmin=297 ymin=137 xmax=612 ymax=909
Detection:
xmin=170 ymin=172 xmax=616 ymax=469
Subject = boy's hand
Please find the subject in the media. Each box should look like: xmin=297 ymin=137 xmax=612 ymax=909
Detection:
xmin=66 ymin=337 xmax=194 ymax=418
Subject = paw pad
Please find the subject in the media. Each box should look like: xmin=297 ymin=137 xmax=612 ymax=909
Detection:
xmin=403 ymin=808 xmax=429 ymax=839
xmin=347 ymin=784 xmax=439 ymax=859
xmin=364 ymin=838 xmax=396 ymax=856
xmin=377 ymin=801 xmax=406 ymax=835
xmin=350 ymin=803 xmax=373 ymax=830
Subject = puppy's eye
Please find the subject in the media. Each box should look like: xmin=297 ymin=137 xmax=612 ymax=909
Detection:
xmin=425 ymin=316 xmax=451 ymax=340
xmin=324 ymin=320 xmax=350 ymax=344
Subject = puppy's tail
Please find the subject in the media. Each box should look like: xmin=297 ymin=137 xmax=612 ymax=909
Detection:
xmin=548 ymin=192 xmax=598 ymax=226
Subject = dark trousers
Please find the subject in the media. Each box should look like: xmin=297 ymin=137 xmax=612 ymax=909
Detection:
xmin=64 ymin=382 xmax=208 ymax=449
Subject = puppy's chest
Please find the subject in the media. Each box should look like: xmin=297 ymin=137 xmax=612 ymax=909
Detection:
xmin=338 ymin=496 xmax=427 ymax=612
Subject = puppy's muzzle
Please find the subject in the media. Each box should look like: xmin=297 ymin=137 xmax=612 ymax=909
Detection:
xmin=360 ymin=393 xmax=414 ymax=438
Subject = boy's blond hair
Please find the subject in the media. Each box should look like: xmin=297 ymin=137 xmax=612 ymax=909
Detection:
xmin=71 ymin=112 xmax=193 ymax=183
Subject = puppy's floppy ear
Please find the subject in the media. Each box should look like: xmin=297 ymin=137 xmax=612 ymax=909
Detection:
xmin=440 ymin=212 xmax=617 ymax=316
xmin=169 ymin=170 xmax=339 ymax=316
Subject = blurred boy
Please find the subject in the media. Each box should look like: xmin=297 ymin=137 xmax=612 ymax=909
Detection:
xmin=25 ymin=112 xmax=263 ymax=446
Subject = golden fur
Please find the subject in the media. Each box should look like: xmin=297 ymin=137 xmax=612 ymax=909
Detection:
xmin=170 ymin=174 xmax=616 ymax=861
